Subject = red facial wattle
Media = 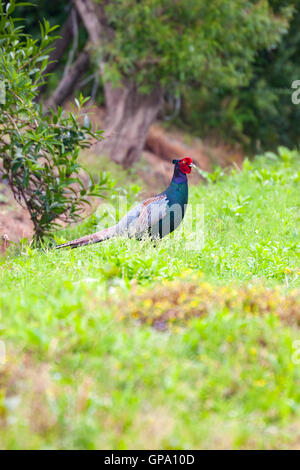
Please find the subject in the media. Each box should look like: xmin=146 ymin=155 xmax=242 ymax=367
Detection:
xmin=179 ymin=157 xmax=193 ymax=174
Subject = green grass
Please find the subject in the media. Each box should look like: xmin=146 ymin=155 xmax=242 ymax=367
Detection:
xmin=0 ymin=147 xmax=299 ymax=449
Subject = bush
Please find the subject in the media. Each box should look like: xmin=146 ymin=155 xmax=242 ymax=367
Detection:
xmin=0 ymin=1 xmax=109 ymax=241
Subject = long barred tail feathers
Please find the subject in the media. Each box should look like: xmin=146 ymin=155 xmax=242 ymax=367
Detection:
xmin=55 ymin=227 xmax=116 ymax=249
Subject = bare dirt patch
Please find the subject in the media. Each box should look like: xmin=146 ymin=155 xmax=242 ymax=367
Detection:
xmin=0 ymin=183 xmax=33 ymax=244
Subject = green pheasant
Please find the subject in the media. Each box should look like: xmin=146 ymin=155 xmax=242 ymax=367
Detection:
xmin=56 ymin=157 xmax=195 ymax=249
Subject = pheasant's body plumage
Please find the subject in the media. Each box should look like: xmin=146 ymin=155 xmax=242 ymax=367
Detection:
xmin=56 ymin=158 xmax=194 ymax=249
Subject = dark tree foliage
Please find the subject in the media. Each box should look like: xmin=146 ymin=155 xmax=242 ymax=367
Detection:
xmin=13 ymin=0 xmax=68 ymax=36
xmin=179 ymin=1 xmax=300 ymax=151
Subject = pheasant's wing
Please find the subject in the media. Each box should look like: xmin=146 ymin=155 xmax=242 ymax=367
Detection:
xmin=114 ymin=202 xmax=143 ymax=234
xmin=133 ymin=194 xmax=168 ymax=236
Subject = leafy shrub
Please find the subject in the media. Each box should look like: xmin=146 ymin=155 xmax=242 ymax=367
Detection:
xmin=0 ymin=1 xmax=109 ymax=241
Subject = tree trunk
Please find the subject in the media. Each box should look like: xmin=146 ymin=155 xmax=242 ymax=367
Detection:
xmin=73 ymin=0 xmax=163 ymax=166
xmin=98 ymin=82 xmax=163 ymax=167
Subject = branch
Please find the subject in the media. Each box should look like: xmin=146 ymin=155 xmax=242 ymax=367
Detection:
xmin=72 ymin=0 xmax=114 ymax=73
xmin=37 ymin=9 xmax=80 ymax=98
xmin=45 ymin=9 xmax=79 ymax=75
xmin=63 ymin=8 xmax=79 ymax=78
xmin=44 ymin=50 xmax=90 ymax=110
xmin=73 ymin=0 xmax=102 ymax=43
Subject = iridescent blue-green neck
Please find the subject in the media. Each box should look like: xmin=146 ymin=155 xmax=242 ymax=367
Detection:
xmin=163 ymin=165 xmax=188 ymax=208
xmin=154 ymin=164 xmax=189 ymax=238
xmin=171 ymin=165 xmax=188 ymax=184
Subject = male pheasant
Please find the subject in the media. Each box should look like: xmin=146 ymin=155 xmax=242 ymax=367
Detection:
xmin=56 ymin=157 xmax=195 ymax=249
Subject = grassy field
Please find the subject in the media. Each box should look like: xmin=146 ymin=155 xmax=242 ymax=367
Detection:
xmin=0 ymin=147 xmax=299 ymax=449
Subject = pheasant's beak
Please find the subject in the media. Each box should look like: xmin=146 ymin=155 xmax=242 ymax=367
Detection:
xmin=189 ymin=163 xmax=196 ymax=169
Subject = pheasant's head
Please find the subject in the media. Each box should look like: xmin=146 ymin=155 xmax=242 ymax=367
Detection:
xmin=172 ymin=157 xmax=195 ymax=175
